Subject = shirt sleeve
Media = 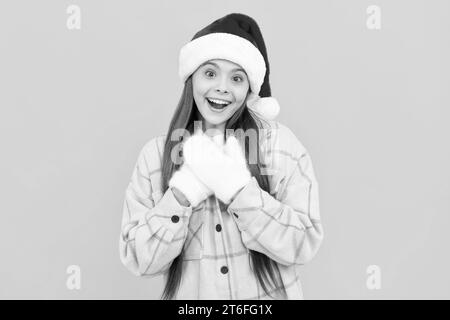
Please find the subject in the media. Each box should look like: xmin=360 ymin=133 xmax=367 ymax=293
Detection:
xmin=227 ymin=130 xmax=323 ymax=266
xmin=119 ymin=140 xmax=193 ymax=277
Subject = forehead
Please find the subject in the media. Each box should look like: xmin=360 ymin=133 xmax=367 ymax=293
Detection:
xmin=201 ymin=59 xmax=245 ymax=72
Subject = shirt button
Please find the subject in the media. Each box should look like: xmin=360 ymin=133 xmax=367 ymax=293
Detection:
xmin=233 ymin=212 xmax=239 ymax=218
xmin=220 ymin=266 xmax=228 ymax=274
xmin=171 ymin=215 xmax=179 ymax=223
xmin=215 ymin=224 xmax=222 ymax=232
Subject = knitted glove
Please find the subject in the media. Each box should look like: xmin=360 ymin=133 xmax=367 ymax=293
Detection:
xmin=183 ymin=131 xmax=251 ymax=204
xmin=168 ymin=164 xmax=213 ymax=207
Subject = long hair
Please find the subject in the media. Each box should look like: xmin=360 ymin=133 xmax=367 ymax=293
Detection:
xmin=160 ymin=76 xmax=287 ymax=300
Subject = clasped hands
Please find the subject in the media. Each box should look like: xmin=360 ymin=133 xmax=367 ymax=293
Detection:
xmin=169 ymin=130 xmax=251 ymax=207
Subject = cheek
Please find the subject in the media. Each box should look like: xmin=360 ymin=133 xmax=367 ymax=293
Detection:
xmin=228 ymin=94 xmax=247 ymax=114
xmin=192 ymin=74 xmax=209 ymax=99
xmin=235 ymin=86 xmax=249 ymax=104
xmin=228 ymin=104 xmax=242 ymax=116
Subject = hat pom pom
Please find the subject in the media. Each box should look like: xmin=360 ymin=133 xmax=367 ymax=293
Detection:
xmin=247 ymin=95 xmax=280 ymax=120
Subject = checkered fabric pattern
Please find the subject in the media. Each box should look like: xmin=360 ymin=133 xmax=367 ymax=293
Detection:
xmin=119 ymin=120 xmax=323 ymax=299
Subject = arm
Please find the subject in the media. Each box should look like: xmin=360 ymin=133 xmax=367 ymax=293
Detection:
xmin=119 ymin=142 xmax=193 ymax=277
xmin=227 ymin=144 xmax=323 ymax=266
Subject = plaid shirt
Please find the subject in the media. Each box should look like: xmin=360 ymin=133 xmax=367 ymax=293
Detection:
xmin=119 ymin=120 xmax=323 ymax=300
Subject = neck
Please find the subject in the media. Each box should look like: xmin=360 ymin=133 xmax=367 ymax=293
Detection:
xmin=204 ymin=123 xmax=224 ymax=137
xmin=195 ymin=111 xmax=225 ymax=136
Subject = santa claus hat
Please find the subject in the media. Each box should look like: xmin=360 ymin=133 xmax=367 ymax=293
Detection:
xmin=178 ymin=13 xmax=280 ymax=120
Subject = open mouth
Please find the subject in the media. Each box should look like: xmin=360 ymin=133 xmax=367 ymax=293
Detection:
xmin=206 ymin=97 xmax=232 ymax=110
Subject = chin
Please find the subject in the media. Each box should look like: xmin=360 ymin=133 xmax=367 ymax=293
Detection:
xmin=203 ymin=114 xmax=228 ymax=126
xmin=199 ymin=105 xmax=233 ymax=124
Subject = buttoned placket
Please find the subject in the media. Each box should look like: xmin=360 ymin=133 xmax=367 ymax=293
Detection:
xmin=214 ymin=196 xmax=236 ymax=300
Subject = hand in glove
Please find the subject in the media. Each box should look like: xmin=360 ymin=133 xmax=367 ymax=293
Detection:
xmin=168 ymin=156 xmax=213 ymax=208
xmin=183 ymin=130 xmax=251 ymax=204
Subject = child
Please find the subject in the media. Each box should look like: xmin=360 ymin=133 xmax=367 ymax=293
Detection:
xmin=119 ymin=13 xmax=323 ymax=300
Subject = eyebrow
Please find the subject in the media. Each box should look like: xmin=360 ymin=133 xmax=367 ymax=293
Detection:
xmin=201 ymin=61 xmax=246 ymax=73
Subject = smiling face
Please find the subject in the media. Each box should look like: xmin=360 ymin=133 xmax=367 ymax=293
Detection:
xmin=192 ymin=59 xmax=250 ymax=133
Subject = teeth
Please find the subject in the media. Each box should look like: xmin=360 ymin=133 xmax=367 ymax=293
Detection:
xmin=207 ymin=98 xmax=231 ymax=105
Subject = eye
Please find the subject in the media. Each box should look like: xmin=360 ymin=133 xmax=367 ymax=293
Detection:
xmin=205 ymin=70 xmax=215 ymax=78
xmin=233 ymin=75 xmax=244 ymax=82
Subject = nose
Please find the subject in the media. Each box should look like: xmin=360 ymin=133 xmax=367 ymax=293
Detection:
xmin=215 ymin=76 xmax=229 ymax=94
xmin=215 ymin=87 xmax=228 ymax=94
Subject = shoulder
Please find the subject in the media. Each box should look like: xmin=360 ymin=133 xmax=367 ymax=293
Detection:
xmin=257 ymin=120 xmax=318 ymax=197
xmin=258 ymin=119 xmax=308 ymax=158
xmin=140 ymin=133 xmax=167 ymax=154
xmin=136 ymin=134 xmax=168 ymax=170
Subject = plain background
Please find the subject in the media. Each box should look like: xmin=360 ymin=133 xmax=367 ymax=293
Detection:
xmin=1 ymin=0 xmax=449 ymax=299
